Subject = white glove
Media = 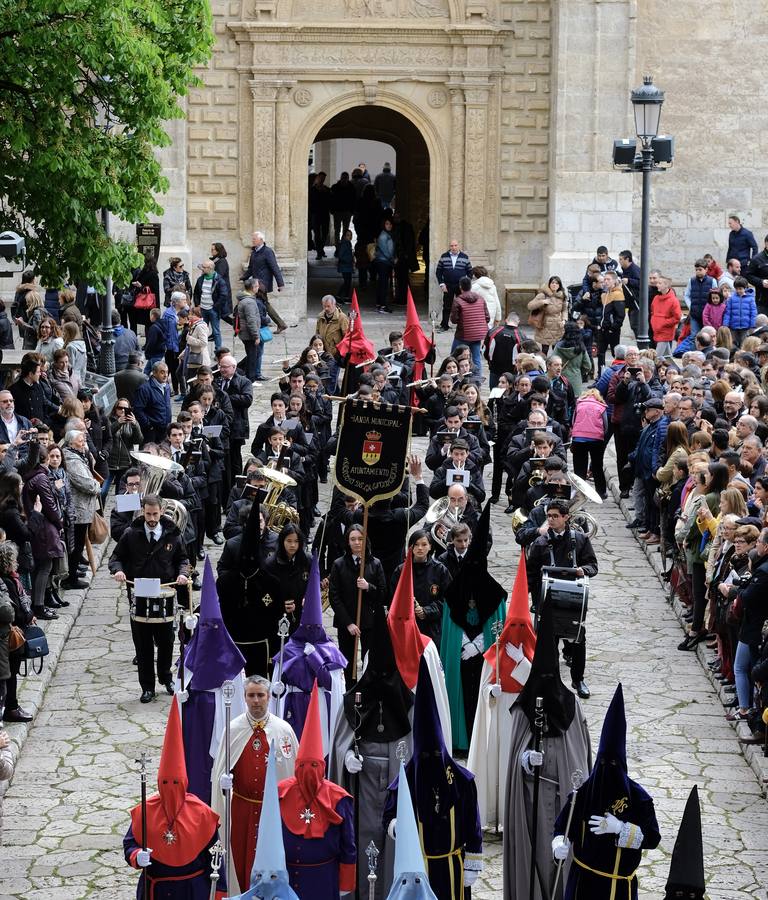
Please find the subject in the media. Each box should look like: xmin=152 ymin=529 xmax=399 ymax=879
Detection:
xmin=303 ymin=642 xmax=316 ymax=656
xmin=589 ymin=813 xmax=622 ymax=836
xmin=552 ymin=836 xmax=570 ymax=861
xmin=488 ymin=684 xmax=502 ymax=699
xmin=177 ymin=689 xmax=189 ymax=704
xmin=344 ymin=749 xmax=363 ymax=773
xmin=463 ymin=870 xmax=479 ymax=887
xmin=505 ymin=641 xmax=524 ymax=662
xmin=136 ymin=849 xmax=152 ymax=867
xmin=520 ymin=749 xmax=543 ymax=775
xmin=387 ymin=818 xmax=397 ymax=839
xmin=184 ymin=614 xmax=198 ymax=632
xmin=219 ymin=773 xmax=233 ymax=791
xmin=474 ymin=633 xmax=485 ymax=653
xmin=461 ymin=641 xmax=480 ymax=661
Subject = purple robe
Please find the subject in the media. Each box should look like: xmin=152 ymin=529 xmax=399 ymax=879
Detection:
xmin=180 ymin=691 xmax=216 ymax=805
xmin=282 ymin=796 xmax=356 ymax=899
xmin=123 ymin=823 xmax=226 ymax=899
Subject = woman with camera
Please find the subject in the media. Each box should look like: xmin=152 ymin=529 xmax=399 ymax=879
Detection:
xmin=108 ymin=399 xmax=144 ymax=494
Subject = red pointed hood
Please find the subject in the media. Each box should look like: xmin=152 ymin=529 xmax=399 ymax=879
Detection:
xmin=387 ymin=550 xmax=429 ymax=690
xmin=130 ymin=697 xmax=219 ymax=867
xmin=483 ymin=552 xmax=536 ymax=692
xmin=335 ymin=290 xmax=375 ymax=365
xmin=278 ymin=681 xmax=350 ymax=838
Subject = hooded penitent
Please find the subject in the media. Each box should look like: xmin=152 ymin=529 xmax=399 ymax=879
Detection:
xmin=483 ymin=551 xmax=536 ymax=694
xmin=278 ymin=681 xmax=350 ymax=839
xmin=403 ymin=287 xmax=435 ymax=386
xmin=130 ymin=696 xmax=220 ymax=867
xmin=387 ymin=550 xmax=430 ymax=691
xmin=580 ymin=683 xmax=631 ymax=818
xmin=182 ymin=557 xmax=246 ymax=802
xmin=664 ymin=785 xmax=705 ymax=900
xmin=229 ymin=743 xmax=300 ymax=900
xmin=273 ymin=554 xmax=347 ymax=740
xmin=335 ymin=290 xmax=375 ymax=365
xmin=344 ymin=600 xmax=413 ymax=743
xmin=385 ymin=760 xmax=439 ymax=900
xmin=517 ymin=602 xmax=575 ymax=738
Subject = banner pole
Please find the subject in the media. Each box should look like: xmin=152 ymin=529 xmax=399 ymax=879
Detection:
xmin=351 ymin=503 xmax=369 ymax=682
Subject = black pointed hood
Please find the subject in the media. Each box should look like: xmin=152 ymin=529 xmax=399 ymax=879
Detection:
xmin=664 ymin=785 xmax=705 ymax=899
xmin=238 ymin=497 xmax=263 ymax=573
xmin=517 ymin=602 xmax=576 ymax=737
xmin=444 ymin=500 xmax=507 ymax=631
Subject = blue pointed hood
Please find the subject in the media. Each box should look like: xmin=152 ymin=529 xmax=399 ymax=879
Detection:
xmin=596 ymin=683 xmax=627 ymax=771
xmin=185 ymin=557 xmax=245 ymax=690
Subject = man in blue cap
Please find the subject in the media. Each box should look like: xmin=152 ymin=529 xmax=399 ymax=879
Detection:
xmin=551 ymin=684 xmax=660 ymax=899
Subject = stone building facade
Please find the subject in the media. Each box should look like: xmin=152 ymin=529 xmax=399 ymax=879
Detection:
xmin=150 ymin=0 xmax=767 ymax=318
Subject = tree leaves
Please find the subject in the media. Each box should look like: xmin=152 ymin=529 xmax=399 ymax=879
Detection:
xmin=0 ymin=0 xmax=213 ymax=286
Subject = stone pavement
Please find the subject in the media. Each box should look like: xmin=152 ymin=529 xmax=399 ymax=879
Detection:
xmin=0 ymin=309 xmax=766 ymax=900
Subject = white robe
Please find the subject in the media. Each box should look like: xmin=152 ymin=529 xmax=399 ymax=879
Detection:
xmin=268 ymin=668 xmax=346 ymax=759
xmin=211 ymin=711 xmax=298 ymax=894
xmin=423 ymin=640 xmax=452 ymax=751
xmin=466 ymin=656 xmax=531 ymax=829
xmin=176 ymin=667 xmax=248 ymax=768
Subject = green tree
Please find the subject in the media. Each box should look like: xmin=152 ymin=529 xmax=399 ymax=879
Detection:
xmin=0 ymin=0 xmax=214 ymax=286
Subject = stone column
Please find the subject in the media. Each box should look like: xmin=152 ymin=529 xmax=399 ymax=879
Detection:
xmin=448 ymin=86 xmax=465 ymax=247
xmin=463 ymin=85 xmax=491 ymax=262
xmin=274 ymin=83 xmax=294 ymax=250
xmin=248 ymin=81 xmax=279 ymax=242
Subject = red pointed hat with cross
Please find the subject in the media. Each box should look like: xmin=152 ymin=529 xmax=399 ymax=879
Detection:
xmin=387 ymin=549 xmax=430 ymax=690
xmin=278 ymin=681 xmax=350 ymax=839
xmin=129 ymin=696 xmax=219 ymax=867
xmin=483 ymin=552 xmax=537 ymax=693
xmin=402 ymin=287 xmax=435 ymax=383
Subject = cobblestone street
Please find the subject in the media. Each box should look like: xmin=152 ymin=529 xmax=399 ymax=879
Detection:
xmin=0 ymin=313 xmax=766 ymax=900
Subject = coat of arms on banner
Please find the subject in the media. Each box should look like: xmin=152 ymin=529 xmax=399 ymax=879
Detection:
xmin=362 ymin=431 xmax=382 ymax=466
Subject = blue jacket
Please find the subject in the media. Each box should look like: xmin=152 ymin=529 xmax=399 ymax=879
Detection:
xmin=686 ymin=275 xmax=717 ymax=323
xmin=44 ymin=288 xmax=61 ymax=323
xmin=727 ymin=226 xmax=759 ymax=268
xmin=724 ymin=289 xmax=757 ymax=330
xmin=244 ymin=243 xmax=284 ymax=293
xmin=193 ymin=272 xmax=232 ymax=317
xmin=133 ymin=377 xmax=172 ymax=437
xmin=336 ymin=239 xmax=354 ymax=274
xmin=651 ymin=413 xmax=671 ymax=472
xmin=435 ymin=251 xmax=473 ymax=290
xmin=113 ymin=325 xmax=139 ymax=371
xmin=160 ymin=308 xmax=179 ymax=353
xmin=630 ymin=418 xmax=660 ymax=480
xmin=143 ymin=321 xmax=167 ymax=360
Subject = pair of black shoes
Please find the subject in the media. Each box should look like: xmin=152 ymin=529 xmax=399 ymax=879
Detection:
xmin=45 ymin=588 xmax=69 ymax=609
xmin=139 ymin=681 xmax=174 ymax=704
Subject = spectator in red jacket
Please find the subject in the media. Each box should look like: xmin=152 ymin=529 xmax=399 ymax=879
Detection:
xmin=703 ymin=253 xmax=724 ymax=282
xmin=650 ymin=276 xmax=682 ymax=356
xmin=450 ymin=276 xmax=490 ymax=370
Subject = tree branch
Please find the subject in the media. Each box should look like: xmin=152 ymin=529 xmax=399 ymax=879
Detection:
xmin=0 ymin=13 xmax=84 ymax=41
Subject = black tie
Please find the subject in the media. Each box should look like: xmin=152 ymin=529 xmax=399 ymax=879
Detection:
xmin=149 ymin=533 xmax=156 ymax=546
xmin=224 ymin=380 xmax=229 ymax=391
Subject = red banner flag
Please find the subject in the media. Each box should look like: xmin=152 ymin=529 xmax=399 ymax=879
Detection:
xmin=335 ymin=290 xmax=375 ymax=365
xmin=402 ymin=287 xmax=435 ymax=384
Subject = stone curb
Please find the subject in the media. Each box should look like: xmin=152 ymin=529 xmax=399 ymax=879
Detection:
xmin=0 ymin=535 xmax=112 ymax=810
xmin=606 ymin=467 xmax=768 ymax=795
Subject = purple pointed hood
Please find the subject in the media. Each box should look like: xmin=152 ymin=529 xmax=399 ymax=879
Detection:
xmin=185 ymin=557 xmax=246 ymax=690
xmin=273 ymin=554 xmax=347 ymax=690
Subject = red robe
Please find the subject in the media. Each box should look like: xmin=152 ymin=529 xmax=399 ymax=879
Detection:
xmin=231 ymin=722 xmax=269 ymax=892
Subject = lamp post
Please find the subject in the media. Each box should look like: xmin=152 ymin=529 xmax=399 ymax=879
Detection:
xmin=630 ymin=75 xmax=665 ymax=350
xmin=94 ymin=83 xmax=116 ymax=376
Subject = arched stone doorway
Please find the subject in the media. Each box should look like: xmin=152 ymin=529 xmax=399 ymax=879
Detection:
xmin=306 ymin=105 xmax=431 ymax=307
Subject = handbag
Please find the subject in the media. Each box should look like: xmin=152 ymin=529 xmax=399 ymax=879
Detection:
xmin=88 ymin=510 xmax=109 ymax=544
xmin=187 ymin=348 xmax=203 ymax=366
xmin=727 ymin=593 xmax=744 ymax=626
xmin=21 ymin=624 xmax=49 ymax=676
xmin=8 ymin=624 xmax=25 ymax=653
xmin=527 ymin=308 xmax=545 ymax=328
xmin=259 ymin=325 xmax=273 ymax=343
xmin=134 ymin=286 xmax=156 ymax=310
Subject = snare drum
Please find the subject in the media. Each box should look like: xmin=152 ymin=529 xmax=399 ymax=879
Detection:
xmin=131 ymin=593 xmax=176 ymax=624
xmin=540 ymin=575 xmax=589 ymax=642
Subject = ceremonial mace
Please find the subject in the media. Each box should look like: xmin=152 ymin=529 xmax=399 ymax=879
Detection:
xmin=528 ymin=697 xmax=544 ymax=900
xmin=489 ymin=618 xmax=504 ymax=833
xmin=551 ymin=769 xmax=584 ymax=899
xmin=366 ymin=841 xmax=380 ymax=900
xmin=271 ymin=614 xmax=291 ymax=707
xmin=221 ymin=679 xmax=236 ymax=894
xmin=136 ymin=752 xmax=149 ymax=900
xmin=208 ymin=841 xmax=224 ymax=900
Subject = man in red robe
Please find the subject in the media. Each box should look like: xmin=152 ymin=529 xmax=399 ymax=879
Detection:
xmin=123 ymin=696 xmax=227 ymax=899
xmin=278 ymin=682 xmax=356 ymax=898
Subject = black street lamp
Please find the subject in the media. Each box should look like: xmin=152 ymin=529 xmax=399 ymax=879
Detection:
xmin=612 ymin=75 xmax=674 ymax=350
xmin=94 ymin=83 xmax=116 ymax=376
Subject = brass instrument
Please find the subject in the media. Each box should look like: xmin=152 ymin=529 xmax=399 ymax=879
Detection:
xmin=528 ymin=456 xmax=547 ymax=487
xmin=510 ymin=507 xmax=529 ymax=532
xmin=130 ymin=451 xmax=189 ymax=534
xmin=567 ymin=472 xmax=602 ymax=539
xmin=258 ymin=467 xmax=300 ymax=534
xmin=424 ymin=496 xmax=461 ymax=549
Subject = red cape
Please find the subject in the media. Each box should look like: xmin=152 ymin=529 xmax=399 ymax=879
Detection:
xmin=278 ymin=777 xmax=350 ymax=838
xmin=129 ymin=793 xmax=219 ymax=868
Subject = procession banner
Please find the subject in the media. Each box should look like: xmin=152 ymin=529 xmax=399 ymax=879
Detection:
xmin=333 ymin=399 xmax=412 ymax=506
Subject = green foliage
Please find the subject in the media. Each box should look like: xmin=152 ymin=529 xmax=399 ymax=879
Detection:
xmin=0 ymin=0 xmax=214 ymax=286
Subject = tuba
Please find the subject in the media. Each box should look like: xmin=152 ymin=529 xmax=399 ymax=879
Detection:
xmin=130 ymin=451 xmax=189 ymax=534
xmin=258 ymin=467 xmax=300 ymax=534
xmin=424 ymin=496 xmax=461 ymax=549
xmin=566 ymin=472 xmax=603 ymax=539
